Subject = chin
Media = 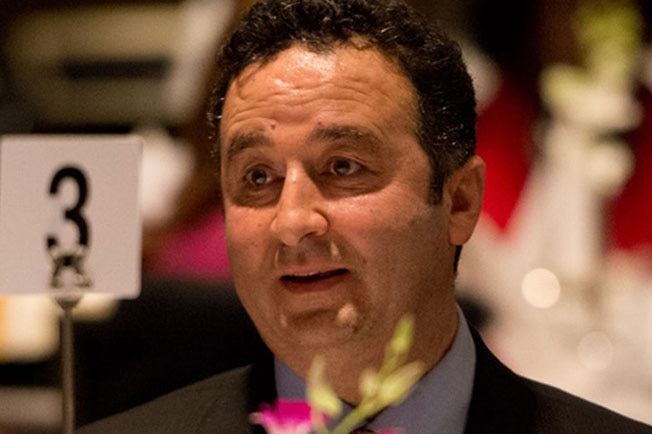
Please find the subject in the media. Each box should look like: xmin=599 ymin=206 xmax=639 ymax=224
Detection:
xmin=271 ymin=309 xmax=361 ymax=350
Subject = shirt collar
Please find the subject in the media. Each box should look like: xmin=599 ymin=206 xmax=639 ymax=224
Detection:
xmin=274 ymin=307 xmax=477 ymax=434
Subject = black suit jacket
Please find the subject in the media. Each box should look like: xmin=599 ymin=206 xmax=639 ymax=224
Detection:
xmin=78 ymin=330 xmax=651 ymax=434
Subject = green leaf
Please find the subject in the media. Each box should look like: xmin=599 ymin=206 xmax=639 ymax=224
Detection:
xmin=358 ymin=368 xmax=380 ymax=399
xmin=307 ymin=356 xmax=342 ymax=418
xmin=377 ymin=361 xmax=426 ymax=407
xmin=308 ymin=383 xmax=342 ymax=418
xmin=388 ymin=315 xmax=415 ymax=357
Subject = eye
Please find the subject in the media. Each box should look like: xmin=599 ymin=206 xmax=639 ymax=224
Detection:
xmin=243 ymin=167 xmax=272 ymax=186
xmin=329 ymin=158 xmax=361 ymax=176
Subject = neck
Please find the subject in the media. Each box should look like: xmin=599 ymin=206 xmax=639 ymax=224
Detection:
xmin=275 ymin=303 xmax=459 ymax=405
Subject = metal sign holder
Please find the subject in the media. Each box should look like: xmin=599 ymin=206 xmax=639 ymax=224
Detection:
xmin=49 ymin=246 xmax=92 ymax=434
xmin=54 ymin=291 xmax=83 ymax=434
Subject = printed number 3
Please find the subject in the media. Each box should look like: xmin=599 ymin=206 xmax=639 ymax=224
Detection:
xmin=47 ymin=166 xmax=90 ymax=250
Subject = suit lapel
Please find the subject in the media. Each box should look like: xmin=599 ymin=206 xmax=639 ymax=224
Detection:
xmin=197 ymin=350 xmax=277 ymax=434
xmin=464 ymin=329 xmax=537 ymax=434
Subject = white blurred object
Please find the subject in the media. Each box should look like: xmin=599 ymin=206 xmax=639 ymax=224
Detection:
xmin=136 ymin=124 xmax=194 ymax=228
xmin=0 ymin=295 xmax=58 ymax=362
xmin=5 ymin=0 xmax=234 ymax=126
xmin=584 ymin=139 xmax=634 ymax=197
xmin=521 ymin=268 xmax=562 ymax=309
xmin=577 ymin=331 xmax=614 ymax=371
xmin=461 ymin=40 xmax=501 ymax=113
xmin=0 ymin=292 xmax=118 ymax=365
xmin=535 ymin=0 xmax=641 ymax=285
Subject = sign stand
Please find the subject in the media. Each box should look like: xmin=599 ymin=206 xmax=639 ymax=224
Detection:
xmin=55 ymin=292 xmax=82 ymax=434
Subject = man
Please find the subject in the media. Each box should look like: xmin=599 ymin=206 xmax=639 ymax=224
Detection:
xmin=80 ymin=0 xmax=651 ymax=432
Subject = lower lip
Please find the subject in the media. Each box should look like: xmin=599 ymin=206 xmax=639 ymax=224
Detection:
xmin=280 ymin=270 xmax=349 ymax=293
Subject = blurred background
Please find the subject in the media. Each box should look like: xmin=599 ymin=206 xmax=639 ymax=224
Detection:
xmin=0 ymin=0 xmax=651 ymax=432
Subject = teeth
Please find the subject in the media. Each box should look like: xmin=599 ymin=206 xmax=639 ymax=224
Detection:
xmin=291 ymin=272 xmax=320 ymax=277
xmin=283 ymin=272 xmax=323 ymax=281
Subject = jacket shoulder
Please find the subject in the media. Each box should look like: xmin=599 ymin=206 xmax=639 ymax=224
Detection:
xmin=77 ymin=365 xmax=257 ymax=434
xmin=467 ymin=329 xmax=652 ymax=433
xmin=524 ymin=379 xmax=652 ymax=433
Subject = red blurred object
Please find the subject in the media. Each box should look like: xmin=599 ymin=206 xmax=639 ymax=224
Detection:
xmin=475 ymin=76 xmax=536 ymax=231
xmin=608 ymin=87 xmax=652 ymax=257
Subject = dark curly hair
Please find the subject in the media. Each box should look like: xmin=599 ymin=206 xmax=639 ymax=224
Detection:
xmin=209 ymin=0 xmax=476 ymax=202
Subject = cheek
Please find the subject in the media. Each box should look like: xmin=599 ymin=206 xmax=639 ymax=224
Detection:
xmin=223 ymin=208 xmax=273 ymax=316
xmin=339 ymin=185 xmax=439 ymax=237
xmin=224 ymin=207 xmax=269 ymax=269
xmin=341 ymin=195 xmax=448 ymax=273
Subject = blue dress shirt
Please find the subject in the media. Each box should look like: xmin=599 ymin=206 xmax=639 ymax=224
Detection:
xmin=275 ymin=307 xmax=476 ymax=433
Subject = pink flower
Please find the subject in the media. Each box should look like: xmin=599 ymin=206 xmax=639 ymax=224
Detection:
xmin=250 ymin=399 xmax=316 ymax=434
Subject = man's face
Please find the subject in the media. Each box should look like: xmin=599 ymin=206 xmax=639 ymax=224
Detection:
xmin=219 ymin=44 xmax=460 ymax=359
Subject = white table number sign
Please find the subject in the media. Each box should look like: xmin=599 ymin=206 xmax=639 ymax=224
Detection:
xmin=0 ymin=135 xmax=142 ymax=298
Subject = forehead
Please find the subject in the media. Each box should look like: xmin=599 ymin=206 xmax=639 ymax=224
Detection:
xmin=219 ymin=44 xmax=418 ymax=143
xmin=231 ymin=42 xmax=410 ymax=92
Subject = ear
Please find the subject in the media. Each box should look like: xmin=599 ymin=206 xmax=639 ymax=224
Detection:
xmin=444 ymin=155 xmax=485 ymax=246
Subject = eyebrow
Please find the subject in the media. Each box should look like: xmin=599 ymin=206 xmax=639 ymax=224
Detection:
xmin=308 ymin=125 xmax=382 ymax=151
xmin=224 ymin=124 xmax=383 ymax=163
xmin=224 ymin=131 xmax=272 ymax=163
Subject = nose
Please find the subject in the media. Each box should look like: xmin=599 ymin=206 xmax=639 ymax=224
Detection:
xmin=270 ymin=168 xmax=328 ymax=246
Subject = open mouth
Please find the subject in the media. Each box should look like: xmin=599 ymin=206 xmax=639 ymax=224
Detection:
xmin=281 ymin=268 xmax=348 ymax=283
